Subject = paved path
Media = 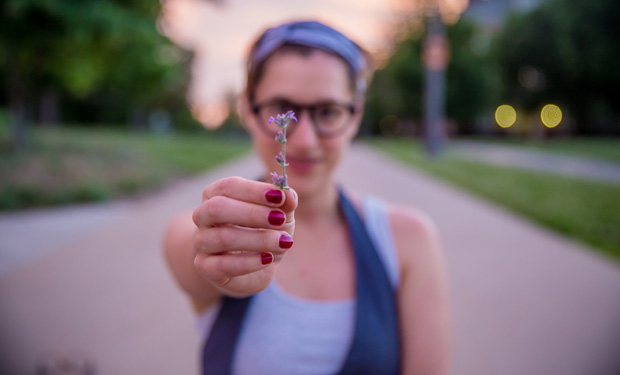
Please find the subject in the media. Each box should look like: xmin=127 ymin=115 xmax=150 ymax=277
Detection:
xmin=1 ymin=143 xmax=620 ymax=375
xmin=0 ymin=202 xmax=133 ymax=278
xmin=452 ymin=140 xmax=620 ymax=184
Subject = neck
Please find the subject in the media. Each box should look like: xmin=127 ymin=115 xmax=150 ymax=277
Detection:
xmin=295 ymin=183 xmax=340 ymax=224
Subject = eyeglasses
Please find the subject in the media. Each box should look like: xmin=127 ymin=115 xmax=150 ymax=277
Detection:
xmin=251 ymin=99 xmax=358 ymax=138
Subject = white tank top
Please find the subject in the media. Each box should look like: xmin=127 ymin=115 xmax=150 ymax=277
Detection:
xmin=196 ymin=195 xmax=400 ymax=375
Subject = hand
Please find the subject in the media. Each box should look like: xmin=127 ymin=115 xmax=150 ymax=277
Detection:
xmin=192 ymin=176 xmax=297 ymax=297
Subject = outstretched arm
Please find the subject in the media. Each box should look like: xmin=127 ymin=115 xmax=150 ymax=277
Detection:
xmin=163 ymin=177 xmax=297 ymax=312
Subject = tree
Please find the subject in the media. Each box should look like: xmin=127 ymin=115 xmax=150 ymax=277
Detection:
xmin=496 ymin=0 xmax=620 ymax=134
xmin=365 ymin=18 xmax=499 ymax=136
xmin=0 ymin=0 xmax=191 ymax=148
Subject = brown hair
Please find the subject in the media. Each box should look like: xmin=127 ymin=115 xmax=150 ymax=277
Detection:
xmin=245 ymin=39 xmax=373 ymax=104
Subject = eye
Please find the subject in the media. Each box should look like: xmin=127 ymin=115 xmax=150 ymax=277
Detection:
xmin=274 ymin=102 xmax=294 ymax=113
xmin=316 ymin=105 xmax=345 ymax=124
xmin=263 ymin=103 xmax=295 ymax=124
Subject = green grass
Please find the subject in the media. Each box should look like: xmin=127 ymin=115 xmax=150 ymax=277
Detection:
xmin=370 ymin=138 xmax=620 ymax=263
xmin=0 ymin=126 xmax=250 ymax=210
xmin=473 ymin=137 xmax=620 ymax=165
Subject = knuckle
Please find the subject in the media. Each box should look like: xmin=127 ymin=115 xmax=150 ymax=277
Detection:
xmin=215 ymin=228 xmax=234 ymax=250
xmin=193 ymin=230 xmax=213 ymax=254
xmin=262 ymin=231 xmax=276 ymax=251
xmin=213 ymin=177 xmax=239 ymax=196
xmin=192 ymin=230 xmax=203 ymax=252
xmin=204 ymin=196 xmax=226 ymax=222
xmin=202 ymin=187 xmax=210 ymax=202
xmin=192 ymin=202 xmax=209 ymax=226
xmin=194 ymin=254 xmax=225 ymax=281
xmin=193 ymin=254 xmax=209 ymax=276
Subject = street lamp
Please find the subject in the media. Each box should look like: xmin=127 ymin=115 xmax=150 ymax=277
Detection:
xmin=417 ymin=0 xmax=469 ymax=158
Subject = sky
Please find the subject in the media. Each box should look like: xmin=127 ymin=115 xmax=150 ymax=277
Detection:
xmin=160 ymin=0 xmax=410 ymax=126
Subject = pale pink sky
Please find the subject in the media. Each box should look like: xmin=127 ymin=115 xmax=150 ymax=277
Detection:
xmin=160 ymin=0 xmax=406 ymax=126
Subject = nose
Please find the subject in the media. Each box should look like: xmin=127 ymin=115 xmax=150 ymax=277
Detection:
xmin=289 ymin=108 xmax=319 ymax=146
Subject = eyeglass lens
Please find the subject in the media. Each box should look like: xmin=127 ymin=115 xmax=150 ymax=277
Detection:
xmin=255 ymin=100 xmax=354 ymax=136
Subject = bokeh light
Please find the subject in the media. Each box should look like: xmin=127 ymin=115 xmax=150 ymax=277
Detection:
xmin=541 ymin=104 xmax=562 ymax=128
xmin=495 ymin=105 xmax=517 ymax=128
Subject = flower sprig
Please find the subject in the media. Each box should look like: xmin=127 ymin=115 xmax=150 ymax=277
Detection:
xmin=269 ymin=110 xmax=297 ymax=190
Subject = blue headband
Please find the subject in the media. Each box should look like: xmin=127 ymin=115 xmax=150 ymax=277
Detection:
xmin=252 ymin=21 xmax=367 ymax=92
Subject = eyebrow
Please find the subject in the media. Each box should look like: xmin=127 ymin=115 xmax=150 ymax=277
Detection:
xmin=257 ymin=97 xmax=351 ymax=107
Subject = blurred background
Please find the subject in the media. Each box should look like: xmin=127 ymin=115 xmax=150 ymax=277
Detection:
xmin=1 ymin=0 xmax=619 ymax=374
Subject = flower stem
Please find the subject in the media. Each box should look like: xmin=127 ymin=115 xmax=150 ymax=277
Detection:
xmin=281 ymin=127 xmax=289 ymax=189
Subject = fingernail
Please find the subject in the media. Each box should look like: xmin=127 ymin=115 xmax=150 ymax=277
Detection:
xmin=268 ymin=210 xmax=285 ymax=226
xmin=279 ymin=234 xmax=294 ymax=249
xmin=265 ymin=189 xmax=283 ymax=204
xmin=261 ymin=252 xmax=273 ymax=265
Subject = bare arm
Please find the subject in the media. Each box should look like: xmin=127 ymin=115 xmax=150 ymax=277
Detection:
xmin=162 ymin=177 xmax=297 ymax=312
xmin=163 ymin=210 xmax=221 ymax=312
xmin=391 ymin=207 xmax=452 ymax=375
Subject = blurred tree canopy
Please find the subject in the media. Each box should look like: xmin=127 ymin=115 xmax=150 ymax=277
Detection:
xmin=495 ymin=0 xmax=619 ymax=134
xmin=364 ymin=18 xmax=498 ymax=136
xmin=0 ymin=0 xmax=193 ymax=148
xmin=365 ymin=0 xmax=619 ymax=137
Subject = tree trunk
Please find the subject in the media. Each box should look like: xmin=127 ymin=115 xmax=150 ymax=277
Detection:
xmin=39 ymin=90 xmax=60 ymax=125
xmin=6 ymin=64 xmax=29 ymax=151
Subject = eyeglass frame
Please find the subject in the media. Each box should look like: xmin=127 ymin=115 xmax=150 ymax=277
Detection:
xmin=250 ymin=98 xmax=359 ymax=138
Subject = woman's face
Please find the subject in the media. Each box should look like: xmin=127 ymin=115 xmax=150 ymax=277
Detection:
xmin=243 ymin=50 xmax=362 ymax=198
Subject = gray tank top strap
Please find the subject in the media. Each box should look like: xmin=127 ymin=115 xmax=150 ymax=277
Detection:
xmin=362 ymin=195 xmax=400 ymax=289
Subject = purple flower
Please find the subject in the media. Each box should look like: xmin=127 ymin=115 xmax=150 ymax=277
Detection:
xmin=275 ymin=130 xmax=286 ymax=144
xmin=275 ymin=151 xmax=286 ymax=166
xmin=270 ymin=171 xmax=287 ymax=188
xmin=270 ymin=111 xmax=296 ymax=190
xmin=268 ymin=110 xmax=298 ymax=129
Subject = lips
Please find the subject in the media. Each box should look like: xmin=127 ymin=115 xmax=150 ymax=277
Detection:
xmin=286 ymin=155 xmax=319 ymax=173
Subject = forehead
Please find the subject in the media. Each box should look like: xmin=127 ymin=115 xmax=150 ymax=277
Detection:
xmin=254 ymin=50 xmax=352 ymax=104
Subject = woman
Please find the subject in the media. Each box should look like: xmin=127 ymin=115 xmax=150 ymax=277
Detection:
xmin=164 ymin=20 xmax=451 ymax=375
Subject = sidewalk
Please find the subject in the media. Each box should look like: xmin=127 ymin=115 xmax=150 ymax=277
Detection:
xmin=1 ymin=143 xmax=620 ymax=375
xmin=452 ymin=140 xmax=620 ymax=184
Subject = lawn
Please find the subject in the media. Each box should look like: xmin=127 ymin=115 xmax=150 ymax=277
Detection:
xmin=0 ymin=126 xmax=250 ymax=210
xmin=472 ymin=137 xmax=620 ymax=165
xmin=370 ymin=138 xmax=620 ymax=263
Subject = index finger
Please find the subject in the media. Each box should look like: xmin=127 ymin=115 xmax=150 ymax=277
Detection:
xmin=202 ymin=176 xmax=297 ymax=213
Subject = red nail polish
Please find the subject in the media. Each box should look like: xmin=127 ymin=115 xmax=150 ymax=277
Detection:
xmin=261 ymin=252 xmax=273 ymax=265
xmin=279 ymin=234 xmax=293 ymax=249
xmin=268 ymin=211 xmax=285 ymax=226
xmin=265 ymin=189 xmax=283 ymax=204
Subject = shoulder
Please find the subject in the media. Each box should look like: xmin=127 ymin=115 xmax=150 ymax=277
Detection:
xmin=385 ymin=203 xmax=443 ymax=280
xmin=387 ymin=204 xmax=439 ymax=240
xmin=386 ymin=204 xmax=452 ymax=373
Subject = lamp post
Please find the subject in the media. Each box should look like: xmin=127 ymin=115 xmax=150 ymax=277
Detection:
xmin=423 ymin=12 xmax=449 ymax=158
xmin=418 ymin=0 xmax=468 ymax=158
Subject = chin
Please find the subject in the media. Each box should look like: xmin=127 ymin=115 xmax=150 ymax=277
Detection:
xmin=287 ymin=173 xmax=332 ymax=199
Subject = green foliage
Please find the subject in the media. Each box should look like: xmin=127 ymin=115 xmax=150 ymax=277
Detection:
xmin=370 ymin=138 xmax=620 ymax=262
xmin=0 ymin=126 xmax=250 ymax=210
xmin=365 ymin=19 xmax=499 ymax=135
xmin=495 ymin=0 xmax=620 ymax=133
xmin=0 ymin=0 xmax=191 ymax=129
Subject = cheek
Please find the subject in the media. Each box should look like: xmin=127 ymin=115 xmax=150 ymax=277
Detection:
xmin=322 ymin=133 xmax=353 ymax=162
xmin=253 ymin=133 xmax=279 ymax=164
xmin=245 ymin=115 xmax=277 ymax=163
